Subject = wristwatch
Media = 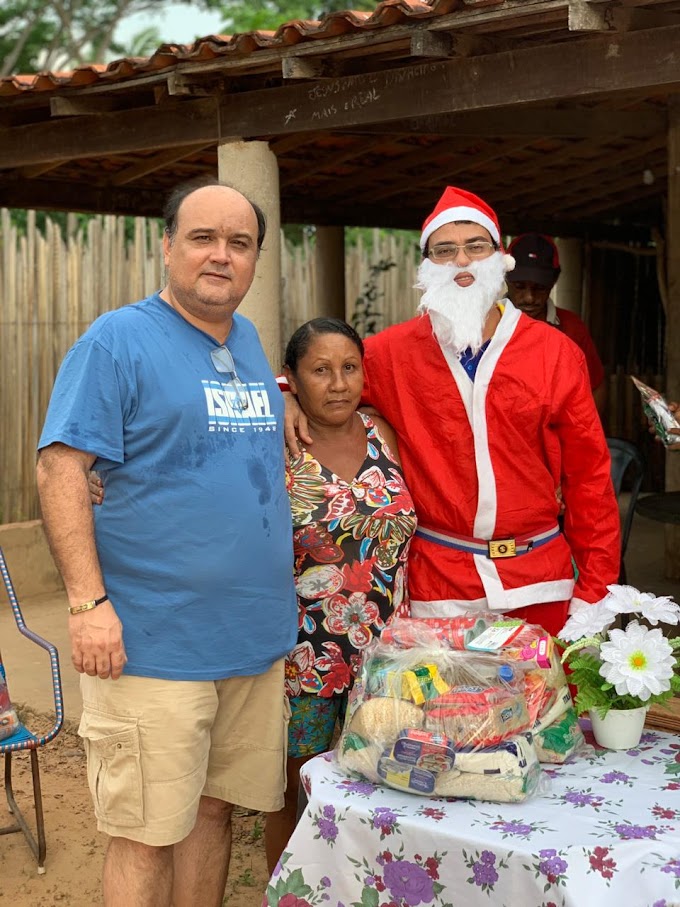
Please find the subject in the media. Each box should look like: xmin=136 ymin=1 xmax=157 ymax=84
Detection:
xmin=68 ymin=594 xmax=109 ymax=615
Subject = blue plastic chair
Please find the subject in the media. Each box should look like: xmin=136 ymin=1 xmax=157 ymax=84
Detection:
xmin=0 ymin=546 xmax=63 ymax=872
xmin=606 ymin=438 xmax=645 ymax=582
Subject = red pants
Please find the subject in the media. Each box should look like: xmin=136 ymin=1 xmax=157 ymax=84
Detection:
xmin=511 ymin=600 xmax=569 ymax=638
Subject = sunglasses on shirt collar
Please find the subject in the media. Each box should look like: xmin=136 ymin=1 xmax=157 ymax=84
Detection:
xmin=210 ymin=346 xmax=249 ymax=412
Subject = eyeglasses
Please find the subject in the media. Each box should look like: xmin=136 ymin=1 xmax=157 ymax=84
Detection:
xmin=210 ymin=346 xmax=249 ymax=412
xmin=428 ymin=241 xmax=497 ymax=263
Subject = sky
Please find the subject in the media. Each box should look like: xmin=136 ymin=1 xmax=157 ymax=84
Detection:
xmin=115 ymin=3 xmax=227 ymax=47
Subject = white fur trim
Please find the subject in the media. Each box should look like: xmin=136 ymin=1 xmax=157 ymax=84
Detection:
xmin=421 ymin=206 xmax=500 ymax=249
xmin=471 ymin=300 xmax=521 ymax=534
xmin=503 ymin=254 xmax=516 ymax=272
xmin=411 ymin=578 xmax=575 ymax=617
xmin=411 ymin=598 xmax=489 ymax=616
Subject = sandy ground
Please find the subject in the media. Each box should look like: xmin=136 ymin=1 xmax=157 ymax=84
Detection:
xmin=0 ymin=711 xmax=270 ymax=907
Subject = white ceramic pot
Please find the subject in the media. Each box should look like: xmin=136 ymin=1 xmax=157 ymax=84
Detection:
xmin=589 ymin=706 xmax=648 ymax=750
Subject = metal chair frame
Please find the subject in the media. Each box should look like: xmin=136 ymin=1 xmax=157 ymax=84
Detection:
xmin=0 ymin=546 xmax=63 ymax=873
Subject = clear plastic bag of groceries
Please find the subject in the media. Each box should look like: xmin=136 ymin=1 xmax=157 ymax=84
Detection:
xmin=379 ymin=615 xmax=582 ymax=759
xmin=336 ymin=615 xmax=553 ymax=802
xmin=0 ymin=660 xmax=20 ymax=742
xmin=632 ymin=376 xmax=680 ymax=447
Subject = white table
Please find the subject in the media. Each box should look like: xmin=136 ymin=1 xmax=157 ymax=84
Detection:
xmin=264 ymin=724 xmax=680 ymax=907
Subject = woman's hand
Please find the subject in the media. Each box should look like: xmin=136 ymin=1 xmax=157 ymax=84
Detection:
xmin=669 ymin=402 xmax=680 ymax=449
xmin=88 ymin=471 xmax=104 ymax=505
xmin=284 ymin=392 xmax=312 ymax=457
xmin=647 ymin=401 xmax=680 ymax=449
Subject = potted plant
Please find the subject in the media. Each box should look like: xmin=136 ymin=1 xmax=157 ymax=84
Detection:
xmin=557 ymin=584 xmax=680 ymax=749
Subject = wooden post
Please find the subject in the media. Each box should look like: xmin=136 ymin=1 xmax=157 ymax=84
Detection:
xmin=314 ymin=226 xmax=346 ymax=321
xmin=216 ymin=140 xmax=282 ymax=370
xmin=553 ymin=238 xmax=584 ymax=316
xmin=665 ymin=98 xmax=680 ymax=579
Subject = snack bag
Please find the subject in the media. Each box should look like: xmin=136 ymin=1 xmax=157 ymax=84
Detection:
xmin=0 ymin=661 xmax=20 ymax=742
xmin=533 ymin=707 xmax=585 ymax=763
xmin=632 ymin=376 xmax=680 ymax=447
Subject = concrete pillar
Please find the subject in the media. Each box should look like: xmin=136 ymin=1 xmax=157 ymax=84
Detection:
xmin=553 ymin=238 xmax=584 ymax=316
xmin=314 ymin=226 xmax=346 ymax=320
xmin=217 ymin=140 xmax=282 ymax=370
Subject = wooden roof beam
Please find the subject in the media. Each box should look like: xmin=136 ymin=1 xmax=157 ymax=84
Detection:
xmin=497 ymin=133 xmax=665 ymax=204
xmin=321 ymin=137 xmax=470 ymax=200
xmin=365 ymin=138 xmax=535 ymax=202
xmin=17 ymin=161 xmax=62 ymax=178
xmin=409 ymin=31 xmax=495 ymax=58
xmin=556 ymin=164 xmax=665 ymax=217
xmin=110 ymin=143 xmax=214 ymax=186
xmin=517 ymin=146 xmax=666 ymax=213
xmin=569 ymin=0 xmax=680 ymax=31
xmin=282 ymin=195 xmax=653 ymax=240
xmin=0 ymin=178 xmax=165 ymax=217
xmin=50 ymin=96 xmax=129 ymax=117
xmin=568 ymin=181 xmax=662 ymax=219
xmin=280 ymin=138 xmax=385 ymax=188
xmin=269 ymin=132 xmax=326 ymax=155
xmin=211 ymin=25 xmax=680 ymax=139
xmin=166 ymin=72 xmax=225 ymax=97
xmin=3 ymin=25 xmax=680 ymax=169
xmin=339 ymin=106 xmax=665 ymax=139
xmin=282 ymin=56 xmax=342 ymax=80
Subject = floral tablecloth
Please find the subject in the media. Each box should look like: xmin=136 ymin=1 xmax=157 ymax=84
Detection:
xmin=264 ymin=725 xmax=680 ymax=907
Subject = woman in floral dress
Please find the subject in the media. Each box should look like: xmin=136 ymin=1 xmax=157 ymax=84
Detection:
xmin=265 ymin=318 xmax=417 ymax=871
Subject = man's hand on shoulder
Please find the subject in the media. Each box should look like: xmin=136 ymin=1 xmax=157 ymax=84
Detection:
xmin=69 ymin=599 xmax=127 ymax=680
xmin=283 ymin=391 xmax=312 ymax=457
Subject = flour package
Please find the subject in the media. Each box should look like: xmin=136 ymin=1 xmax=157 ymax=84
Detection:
xmin=336 ymin=615 xmax=583 ymax=801
xmin=632 ymin=376 xmax=680 ymax=447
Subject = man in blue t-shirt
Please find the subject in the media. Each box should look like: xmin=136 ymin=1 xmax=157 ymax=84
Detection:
xmin=36 ymin=179 xmax=297 ymax=906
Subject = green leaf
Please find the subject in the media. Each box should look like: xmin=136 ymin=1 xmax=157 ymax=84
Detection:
xmin=560 ymin=636 xmax=603 ymax=664
xmin=281 ymin=868 xmax=313 ymax=897
xmin=351 ymin=887 xmax=379 ymax=907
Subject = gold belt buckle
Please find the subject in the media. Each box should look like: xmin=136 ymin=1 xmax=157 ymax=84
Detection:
xmin=488 ymin=538 xmax=517 ymax=559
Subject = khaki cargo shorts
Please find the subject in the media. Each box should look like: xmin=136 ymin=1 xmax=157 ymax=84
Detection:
xmin=78 ymin=658 xmax=289 ymax=846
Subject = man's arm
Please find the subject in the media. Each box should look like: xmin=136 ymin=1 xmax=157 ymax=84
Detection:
xmin=553 ymin=347 xmax=620 ymax=611
xmin=36 ymin=443 xmax=126 ymax=680
xmin=592 ymin=380 xmax=607 ymax=420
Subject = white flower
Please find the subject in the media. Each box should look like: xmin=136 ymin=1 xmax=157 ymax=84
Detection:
xmin=599 ymin=621 xmax=675 ymax=701
xmin=604 ymin=584 xmax=680 ymax=626
xmin=559 ymin=601 xmax=613 ymax=642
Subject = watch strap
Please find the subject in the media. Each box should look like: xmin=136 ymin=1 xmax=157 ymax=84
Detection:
xmin=69 ymin=594 xmax=108 ymax=615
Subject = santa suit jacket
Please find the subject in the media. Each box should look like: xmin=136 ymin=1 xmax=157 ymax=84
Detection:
xmin=361 ymin=300 xmax=620 ymax=617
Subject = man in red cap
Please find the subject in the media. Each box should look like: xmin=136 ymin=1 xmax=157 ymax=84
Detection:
xmin=284 ymin=186 xmax=620 ymax=636
xmin=506 ymin=233 xmax=607 ymax=417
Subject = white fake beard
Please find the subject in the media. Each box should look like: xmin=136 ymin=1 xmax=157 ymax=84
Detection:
xmin=416 ymin=253 xmax=508 ymax=356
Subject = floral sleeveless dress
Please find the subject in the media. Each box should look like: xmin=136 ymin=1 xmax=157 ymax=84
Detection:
xmin=285 ymin=413 xmax=417 ymax=699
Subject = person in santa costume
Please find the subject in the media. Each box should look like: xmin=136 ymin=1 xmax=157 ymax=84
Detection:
xmin=283 ymin=186 xmax=620 ymax=636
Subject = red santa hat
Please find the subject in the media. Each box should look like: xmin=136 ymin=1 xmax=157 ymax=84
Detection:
xmin=420 ymin=186 xmax=502 ymax=251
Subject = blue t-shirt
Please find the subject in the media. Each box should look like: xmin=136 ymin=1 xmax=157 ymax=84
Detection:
xmin=39 ymin=294 xmax=297 ymax=680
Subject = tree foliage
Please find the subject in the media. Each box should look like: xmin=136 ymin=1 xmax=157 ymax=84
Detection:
xmin=0 ymin=0 xmax=223 ymax=76
xmin=216 ymin=0 xmax=379 ymax=34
